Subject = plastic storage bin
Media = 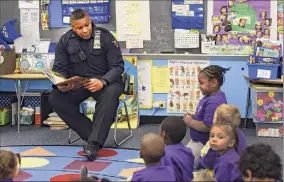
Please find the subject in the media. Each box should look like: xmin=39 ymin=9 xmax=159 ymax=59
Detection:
xmin=0 ymin=108 xmax=9 ymax=125
xmin=254 ymin=119 xmax=283 ymax=138
xmin=251 ymin=85 xmax=283 ymax=122
xmin=19 ymin=107 xmax=34 ymax=125
xmin=248 ymin=63 xmax=280 ymax=80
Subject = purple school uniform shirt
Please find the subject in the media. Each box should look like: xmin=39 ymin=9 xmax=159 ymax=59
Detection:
xmin=190 ymin=91 xmax=227 ymax=144
xmin=160 ymin=143 xmax=194 ymax=182
xmin=131 ymin=165 xmax=176 ymax=182
xmin=197 ymin=129 xmax=247 ymax=170
xmin=236 ymin=128 xmax=247 ymax=154
xmin=198 ymin=148 xmax=243 ymax=181
xmin=214 ymin=148 xmax=243 ymax=182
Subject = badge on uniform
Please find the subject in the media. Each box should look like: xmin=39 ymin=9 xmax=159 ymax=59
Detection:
xmin=93 ymin=30 xmax=101 ymax=49
xmin=112 ymin=40 xmax=119 ymax=48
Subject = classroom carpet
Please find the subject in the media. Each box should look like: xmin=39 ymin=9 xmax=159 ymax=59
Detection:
xmin=0 ymin=146 xmax=145 ymax=181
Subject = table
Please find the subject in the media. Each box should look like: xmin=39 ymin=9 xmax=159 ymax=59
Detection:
xmin=0 ymin=73 xmax=48 ymax=132
xmin=243 ymin=74 xmax=283 ymax=128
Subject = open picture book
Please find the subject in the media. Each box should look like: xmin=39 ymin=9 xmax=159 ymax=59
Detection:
xmin=42 ymin=69 xmax=90 ymax=91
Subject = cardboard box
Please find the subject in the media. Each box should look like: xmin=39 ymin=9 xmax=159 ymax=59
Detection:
xmin=0 ymin=47 xmax=16 ymax=75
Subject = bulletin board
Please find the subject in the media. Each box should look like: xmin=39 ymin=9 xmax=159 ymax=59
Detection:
xmin=61 ymin=0 xmax=110 ymax=25
xmin=210 ymin=0 xmax=273 ymax=46
xmin=172 ymin=0 xmax=204 ymax=30
xmin=0 ymin=0 xmax=208 ymax=54
xmin=277 ymin=0 xmax=283 ymax=40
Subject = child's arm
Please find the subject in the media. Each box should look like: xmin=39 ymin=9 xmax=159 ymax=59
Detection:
xmin=214 ymin=163 xmax=241 ymax=182
xmin=185 ymin=117 xmax=211 ymax=132
xmin=184 ymin=103 xmax=220 ymax=132
xmin=197 ymin=149 xmax=218 ymax=170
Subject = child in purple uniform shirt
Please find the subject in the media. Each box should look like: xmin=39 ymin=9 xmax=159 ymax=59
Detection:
xmin=131 ymin=133 xmax=176 ymax=182
xmin=184 ymin=65 xmax=229 ymax=167
xmin=238 ymin=144 xmax=282 ymax=182
xmin=200 ymin=104 xmax=247 ymax=161
xmin=159 ymin=116 xmax=194 ymax=182
xmin=197 ymin=123 xmax=243 ymax=182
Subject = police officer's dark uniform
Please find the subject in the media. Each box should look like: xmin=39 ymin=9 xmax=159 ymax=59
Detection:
xmin=48 ymin=22 xmax=124 ymax=160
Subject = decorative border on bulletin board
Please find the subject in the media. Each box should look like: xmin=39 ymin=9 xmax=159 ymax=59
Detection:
xmin=61 ymin=1 xmax=110 ymax=25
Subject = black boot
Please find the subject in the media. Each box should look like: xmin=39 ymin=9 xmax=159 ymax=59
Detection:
xmin=82 ymin=141 xmax=101 ymax=161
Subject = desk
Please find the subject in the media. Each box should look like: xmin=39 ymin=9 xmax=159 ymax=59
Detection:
xmin=0 ymin=73 xmax=48 ymax=132
xmin=243 ymin=74 xmax=283 ymax=128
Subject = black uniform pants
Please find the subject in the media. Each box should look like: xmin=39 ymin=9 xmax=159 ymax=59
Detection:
xmin=48 ymin=82 xmax=123 ymax=146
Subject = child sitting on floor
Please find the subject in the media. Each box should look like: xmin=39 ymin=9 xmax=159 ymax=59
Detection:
xmin=199 ymin=104 xmax=247 ymax=162
xmin=238 ymin=144 xmax=282 ymax=182
xmin=159 ymin=116 xmax=194 ymax=182
xmin=131 ymin=133 xmax=176 ymax=182
xmin=183 ymin=65 xmax=229 ymax=167
xmin=196 ymin=123 xmax=243 ymax=181
xmin=0 ymin=150 xmax=21 ymax=182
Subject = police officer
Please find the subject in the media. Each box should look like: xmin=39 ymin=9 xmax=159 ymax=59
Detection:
xmin=48 ymin=9 xmax=124 ymax=161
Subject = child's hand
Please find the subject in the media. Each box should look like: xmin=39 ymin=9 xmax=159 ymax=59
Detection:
xmin=183 ymin=113 xmax=193 ymax=126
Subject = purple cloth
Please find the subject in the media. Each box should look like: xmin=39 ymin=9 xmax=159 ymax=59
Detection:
xmin=190 ymin=91 xmax=227 ymax=144
xmin=1 ymin=179 xmax=14 ymax=182
xmin=160 ymin=143 xmax=194 ymax=182
xmin=214 ymin=148 xmax=243 ymax=182
xmin=236 ymin=128 xmax=247 ymax=154
xmin=197 ymin=148 xmax=218 ymax=170
xmin=198 ymin=148 xmax=243 ymax=181
xmin=131 ymin=165 xmax=176 ymax=182
xmin=197 ymin=129 xmax=247 ymax=170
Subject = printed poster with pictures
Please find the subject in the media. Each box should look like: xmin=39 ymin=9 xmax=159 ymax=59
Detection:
xmin=277 ymin=0 xmax=283 ymax=40
xmin=212 ymin=0 xmax=272 ymax=47
xmin=167 ymin=60 xmax=209 ymax=114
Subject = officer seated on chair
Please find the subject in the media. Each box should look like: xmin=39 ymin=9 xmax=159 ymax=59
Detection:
xmin=48 ymin=9 xmax=124 ymax=161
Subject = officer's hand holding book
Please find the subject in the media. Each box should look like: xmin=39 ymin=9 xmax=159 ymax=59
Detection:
xmin=83 ymin=78 xmax=104 ymax=92
xmin=42 ymin=69 xmax=90 ymax=92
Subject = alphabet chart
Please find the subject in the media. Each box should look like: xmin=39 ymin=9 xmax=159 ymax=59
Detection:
xmin=167 ymin=60 xmax=209 ymax=113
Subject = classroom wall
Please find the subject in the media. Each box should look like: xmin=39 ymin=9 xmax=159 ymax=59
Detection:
xmin=0 ymin=56 xmax=251 ymax=118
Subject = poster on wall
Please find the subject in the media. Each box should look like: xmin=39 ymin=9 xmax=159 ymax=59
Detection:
xmin=211 ymin=0 xmax=272 ymax=47
xmin=167 ymin=60 xmax=209 ymax=114
xmin=277 ymin=0 xmax=283 ymax=40
xmin=137 ymin=60 xmax=153 ymax=109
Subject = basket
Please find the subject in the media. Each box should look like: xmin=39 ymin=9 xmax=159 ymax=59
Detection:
xmin=247 ymin=63 xmax=280 ymax=80
xmin=0 ymin=108 xmax=9 ymax=126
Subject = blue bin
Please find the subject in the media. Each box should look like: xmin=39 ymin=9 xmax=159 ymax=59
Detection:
xmin=248 ymin=63 xmax=280 ymax=80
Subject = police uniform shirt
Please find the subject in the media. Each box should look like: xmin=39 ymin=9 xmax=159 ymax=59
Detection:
xmin=52 ymin=23 xmax=124 ymax=85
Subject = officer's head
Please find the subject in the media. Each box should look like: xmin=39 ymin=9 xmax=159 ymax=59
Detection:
xmin=70 ymin=9 xmax=92 ymax=40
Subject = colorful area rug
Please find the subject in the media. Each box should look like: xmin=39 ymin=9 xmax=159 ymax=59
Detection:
xmin=0 ymin=146 xmax=145 ymax=181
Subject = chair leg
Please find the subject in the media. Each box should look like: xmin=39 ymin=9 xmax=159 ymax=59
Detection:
xmin=113 ymin=100 xmax=133 ymax=146
xmin=68 ymin=128 xmax=81 ymax=144
xmin=67 ymin=103 xmax=85 ymax=144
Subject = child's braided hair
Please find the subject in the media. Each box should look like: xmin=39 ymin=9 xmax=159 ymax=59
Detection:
xmin=200 ymin=65 xmax=230 ymax=87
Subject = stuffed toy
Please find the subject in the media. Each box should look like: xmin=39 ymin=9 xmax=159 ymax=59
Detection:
xmin=0 ymin=19 xmax=22 ymax=50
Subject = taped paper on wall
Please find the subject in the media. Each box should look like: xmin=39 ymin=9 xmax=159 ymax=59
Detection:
xmin=137 ymin=60 xmax=152 ymax=108
xmin=20 ymin=8 xmax=39 ymax=23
